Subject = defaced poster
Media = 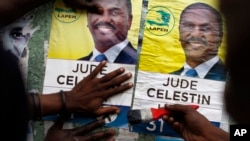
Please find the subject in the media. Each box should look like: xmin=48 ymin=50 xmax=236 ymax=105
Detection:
xmin=130 ymin=0 xmax=229 ymax=140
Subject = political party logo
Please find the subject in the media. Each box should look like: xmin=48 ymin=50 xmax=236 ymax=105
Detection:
xmin=145 ymin=6 xmax=175 ymax=36
xmin=54 ymin=7 xmax=82 ymax=23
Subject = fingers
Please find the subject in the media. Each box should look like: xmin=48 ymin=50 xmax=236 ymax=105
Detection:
xmin=163 ymin=104 xmax=188 ymax=130
xmin=87 ymin=61 xmax=130 ymax=81
xmin=70 ymin=119 xmax=116 ymax=140
xmin=164 ymin=104 xmax=193 ymax=123
xmin=165 ymin=104 xmax=194 ymax=114
xmin=49 ymin=115 xmax=66 ymax=130
xmin=85 ymin=61 xmax=132 ymax=87
xmin=101 ymin=82 xmax=133 ymax=99
xmin=165 ymin=104 xmax=186 ymax=112
xmin=94 ymin=106 xmax=120 ymax=116
xmin=163 ymin=115 xmax=175 ymax=124
xmin=94 ymin=69 xmax=133 ymax=99
xmin=87 ymin=61 xmax=107 ymax=79
xmin=163 ymin=115 xmax=181 ymax=131
xmin=99 ymin=71 xmax=133 ymax=93
xmin=103 ymin=72 xmax=132 ymax=86
xmin=85 ymin=4 xmax=104 ymax=14
xmin=77 ymin=128 xmax=116 ymax=141
xmin=71 ymin=119 xmax=105 ymax=135
xmin=63 ymin=0 xmax=103 ymax=14
xmin=99 ymin=67 xmax=127 ymax=83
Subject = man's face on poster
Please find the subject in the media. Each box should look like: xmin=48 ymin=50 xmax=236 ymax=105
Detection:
xmin=0 ymin=13 xmax=38 ymax=59
xmin=179 ymin=8 xmax=222 ymax=62
xmin=87 ymin=0 xmax=132 ymax=48
xmin=1 ymin=23 xmax=30 ymax=58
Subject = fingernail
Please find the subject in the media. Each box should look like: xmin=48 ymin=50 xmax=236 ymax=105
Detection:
xmin=115 ymin=109 xmax=120 ymax=114
xmin=106 ymin=128 xmax=116 ymax=135
xmin=101 ymin=60 xmax=107 ymax=64
xmin=162 ymin=115 xmax=168 ymax=119
xmin=119 ymin=67 xmax=125 ymax=72
xmin=165 ymin=104 xmax=172 ymax=108
xmin=127 ymin=82 xmax=133 ymax=87
xmin=127 ymin=72 xmax=132 ymax=77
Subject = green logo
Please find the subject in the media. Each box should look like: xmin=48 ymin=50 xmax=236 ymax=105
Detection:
xmin=54 ymin=7 xmax=82 ymax=23
xmin=145 ymin=6 xmax=175 ymax=36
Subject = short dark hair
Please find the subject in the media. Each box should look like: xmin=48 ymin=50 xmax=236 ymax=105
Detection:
xmin=180 ymin=2 xmax=223 ymax=33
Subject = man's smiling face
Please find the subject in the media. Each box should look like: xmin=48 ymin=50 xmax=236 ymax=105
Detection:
xmin=179 ymin=8 xmax=222 ymax=62
xmin=87 ymin=0 xmax=132 ymax=49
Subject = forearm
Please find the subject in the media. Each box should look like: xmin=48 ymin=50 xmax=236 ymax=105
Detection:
xmin=28 ymin=90 xmax=71 ymax=120
xmin=0 ymin=0 xmax=51 ymax=25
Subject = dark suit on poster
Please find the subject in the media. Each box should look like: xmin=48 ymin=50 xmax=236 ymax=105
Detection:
xmin=78 ymin=42 xmax=137 ymax=65
xmin=171 ymin=59 xmax=227 ymax=81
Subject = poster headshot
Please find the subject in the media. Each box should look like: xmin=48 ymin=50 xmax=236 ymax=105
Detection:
xmin=48 ymin=0 xmax=142 ymax=65
xmin=139 ymin=0 xmax=226 ymax=79
xmin=169 ymin=2 xmax=227 ymax=81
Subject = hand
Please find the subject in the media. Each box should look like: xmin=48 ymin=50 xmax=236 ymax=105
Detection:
xmin=63 ymin=0 xmax=103 ymax=14
xmin=66 ymin=61 xmax=133 ymax=116
xmin=45 ymin=116 xmax=116 ymax=141
xmin=162 ymin=104 xmax=229 ymax=141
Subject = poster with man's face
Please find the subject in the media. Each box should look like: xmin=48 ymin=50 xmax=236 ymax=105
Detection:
xmin=43 ymin=0 xmax=143 ymax=131
xmin=130 ymin=0 xmax=229 ymax=139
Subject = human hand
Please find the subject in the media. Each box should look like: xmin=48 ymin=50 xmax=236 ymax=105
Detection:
xmin=65 ymin=61 xmax=133 ymax=116
xmin=45 ymin=116 xmax=116 ymax=141
xmin=63 ymin=0 xmax=103 ymax=14
xmin=162 ymin=104 xmax=229 ymax=141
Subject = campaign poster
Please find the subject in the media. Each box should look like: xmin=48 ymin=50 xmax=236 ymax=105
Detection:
xmin=42 ymin=0 xmax=143 ymax=130
xmin=130 ymin=0 xmax=229 ymax=139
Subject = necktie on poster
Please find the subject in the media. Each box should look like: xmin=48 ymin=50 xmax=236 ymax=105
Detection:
xmin=95 ymin=54 xmax=107 ymax=62
xmin=186 ymin=69 xmax=198 ymax=77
